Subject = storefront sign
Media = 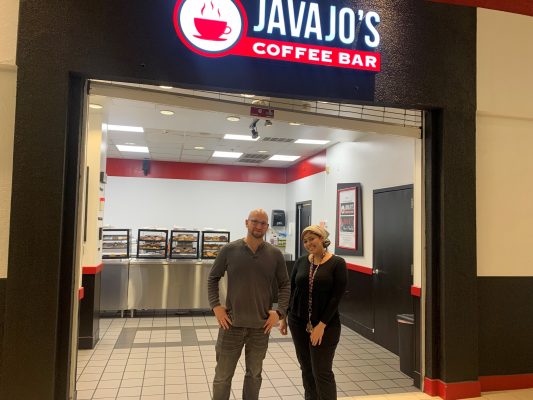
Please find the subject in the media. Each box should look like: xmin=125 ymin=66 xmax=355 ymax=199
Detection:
xmin=173 ymin=0 xmax=381 ymax=71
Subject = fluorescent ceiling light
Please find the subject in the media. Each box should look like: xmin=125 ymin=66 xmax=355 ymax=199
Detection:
xmin=89 ymin=103 xmax=103 ymax=109
xmin=241 ymin=93 xmax=255 ymax=98
xmin=295 ymin=139 xmax=330 ymax=145
xmin=159 ymin=85 xmax=173 ymax=89
xmin=224 ymin=134 xmax=259 ymax=141
xmin=213 ymin=151 xmax=242 ymax=158
xmin=194 ymin=146 xmax=205 ymax=150
xmin=269 ymin=155 xmax=300 ymax=162
xmin=125 ymin=142 xmax=136 ymax=145
xmin=257 ymin=150 xmax=268 ymax=153
xmin=226 ymin=116 xmax=240 ymax=122
xmin=116 ymin=145 xmax=149 ymax=153
xmin=160 ymin=110 xmax=175 ymax=116
xmin=289 ymin=122 xmax=302 ymax=126
xmin=107 ymin=124 xmax=144 ymax=133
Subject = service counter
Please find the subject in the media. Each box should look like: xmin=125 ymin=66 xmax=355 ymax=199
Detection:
xmin=101 ymin=259 xmax=227 ymax=315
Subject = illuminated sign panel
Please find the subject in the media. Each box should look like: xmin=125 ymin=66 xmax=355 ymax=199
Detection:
xmin=173 ymin=0 xmax=381 ymax=72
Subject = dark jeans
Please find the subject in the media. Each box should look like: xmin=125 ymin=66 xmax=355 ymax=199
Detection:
xmin=212 ymin=326 xmax=269 ymax=400
xmin=288 ymin=314 xmax=341 ymax=400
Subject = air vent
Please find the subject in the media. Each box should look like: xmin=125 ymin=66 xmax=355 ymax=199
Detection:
xmin=241 ymin=153 xmax=270 ymax=160
xmin=238 ymin=158 xmax=266 ymax=164
xmin=261 ymin=137 xmax=295 ymax=143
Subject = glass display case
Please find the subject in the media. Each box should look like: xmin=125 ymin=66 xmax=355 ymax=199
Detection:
xmin=136 ymin=229 xmax=168 ymax=259
xmin=170 ymin=230 xmax=200 ymax=259
xmin=102 ymin=229 xmax=130 ymax=259
xmin=201 ymin=230 xmax=230 ymax=259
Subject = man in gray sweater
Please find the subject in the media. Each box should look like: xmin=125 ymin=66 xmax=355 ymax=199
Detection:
xmin=208 ymin=208 xmax=290 ymax=400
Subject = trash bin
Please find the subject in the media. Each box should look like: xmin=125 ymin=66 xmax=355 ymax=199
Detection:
xmin=397 ymin=313 xmax=415 ymax=378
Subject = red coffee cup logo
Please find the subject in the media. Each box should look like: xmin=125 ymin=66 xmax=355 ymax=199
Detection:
xmin=194 ymin=17 xmax=232 ymax=40
xmin=174 ymin=0 xmax=246 ymax=57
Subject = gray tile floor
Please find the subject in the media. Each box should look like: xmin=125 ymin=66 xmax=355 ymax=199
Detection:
xmin=76 ymin=312 xmax=418 ymax=400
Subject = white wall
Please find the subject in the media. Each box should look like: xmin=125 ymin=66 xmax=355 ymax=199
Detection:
xmin=104 ymin=177 xmax=286 ymax=242
xmin=477 ymin=9 xmax=533 ymax=276
xmin=325 ymin=136 xmax=416 ymax=268
xmin=0 ymin=0 xmax=19 ymax=65
xmin=0 ymin=0 xmax=19 ymax=278
xmin=285 ymin=172 xmax=328 ymax=256
xmin=284 ymin=135 xmax=417 ymax=272
xmin=0 ymin=66 xmax=16 ymax=278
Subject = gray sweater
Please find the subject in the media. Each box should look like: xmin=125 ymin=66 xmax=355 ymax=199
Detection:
xmin=207 ymin=239 xmax=290 ymax=329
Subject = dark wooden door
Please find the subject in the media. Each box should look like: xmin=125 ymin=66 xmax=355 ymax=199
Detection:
xmin=373 ymin=185 xmax=414 ymax=354
xmin=295 ymin=201 xmax=312 ymax=258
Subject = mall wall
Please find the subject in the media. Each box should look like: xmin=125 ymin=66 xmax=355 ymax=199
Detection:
xmin=476 ymin=9 xmax=533 ymax=377
xmin=0 ymin=0 xmax=18 ymax=279
xmin=0 ymin=0 xmax=19 ymax=387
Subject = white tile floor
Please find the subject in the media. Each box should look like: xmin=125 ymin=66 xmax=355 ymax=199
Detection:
xmin=75 ymin=313 xmax=420 ymax=400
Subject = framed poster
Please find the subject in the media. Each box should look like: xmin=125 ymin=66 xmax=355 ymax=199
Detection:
xmin=335 ymin=183 xmax=363 ymax=256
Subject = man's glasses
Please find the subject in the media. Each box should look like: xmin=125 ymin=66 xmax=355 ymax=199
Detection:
xmin=248 ymin=219 xmax=268 ymax=227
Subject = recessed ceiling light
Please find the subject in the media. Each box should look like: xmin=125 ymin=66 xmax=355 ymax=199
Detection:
xmin=213 ymin=151 xmax=243 ymax=158
xmin=107 ymin=125 xmax=144 ymax=133
xmin=89 ymin=103 xmax=103 ymax=109
xmin=159 ymin=85 xmax=173 ymax=89
xmin=194 ymin=146 xmax=205 ymax=150
xmin=224 ymin=134 xmax=259 ymax=141
xmin=226 ymin=116 xmax=240 ymax=122
xmin=116 ymin=145 xmax=149 ymax=153
xmin=241 ymin=94 xmax=255 ymax=98
xmin=269 ymin=155 xmax=301 ymax=161
xmin=295 ymin=139 xmax=330 ymax=145
xmin=258 ymin=150 xmax=268 ymax=153
xmin=289 ymin=122 xmax=302 ymax=126
xmin=160 ymin=110 xmax=175 ymax=116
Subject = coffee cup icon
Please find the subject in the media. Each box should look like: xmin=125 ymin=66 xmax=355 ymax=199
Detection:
xmin=194 ymin=17 xmax=232 ymax=41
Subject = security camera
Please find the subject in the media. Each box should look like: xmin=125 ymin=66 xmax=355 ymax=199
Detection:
xmin=249 ymin=118 xmax=260 ymax=139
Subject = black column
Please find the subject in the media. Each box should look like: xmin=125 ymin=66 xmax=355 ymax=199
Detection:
xmin=78 ymin=271 xmax=102 ymax=349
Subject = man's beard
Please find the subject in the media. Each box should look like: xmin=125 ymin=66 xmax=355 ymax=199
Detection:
xmin=251 ymin=230 xmax=264 ymax=239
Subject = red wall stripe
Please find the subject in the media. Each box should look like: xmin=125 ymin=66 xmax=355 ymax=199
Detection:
xmin=424 ymin=377 xmax=481 ymax=400
xmin=82 ymin=263 xmax=103 ymax=275
xmin=425 ymin=374 xmax=533 ymax=399
xmin=411 ymin=285 xmax=421 ymax=297
xmin=107 ymin=153 xmax=326 ymax=184
xmin=107 ymin=158 xmax=287 ymax=184
xmin=346 ymin=263 xmax=373 ymax=275
xmin=480 ymin=373 xmax=533 ymax=392
xmin=286 ymin=150 xmax=327 ymax=183
xmin=429 ymin=0 xmax=533 ymax=17
xmin=78 ymin=287 xmax=85 ymax=300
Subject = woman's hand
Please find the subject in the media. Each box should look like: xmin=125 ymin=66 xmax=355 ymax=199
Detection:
xmin=279 ymin=318 xmax=288 ymax=335
xmin=310 ymin=322 xmax=326 ymax=346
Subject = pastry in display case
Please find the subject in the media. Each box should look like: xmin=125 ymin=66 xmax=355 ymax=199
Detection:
xmin=170 ymin=230 xmax=200 ymax=259
xmin=102 ymin=229 xmax=130 ymax=259
xmin=201 ymin=230 xmax=230 ymax=259
xmin=137 ymin=229 xmax=168 ymax=259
